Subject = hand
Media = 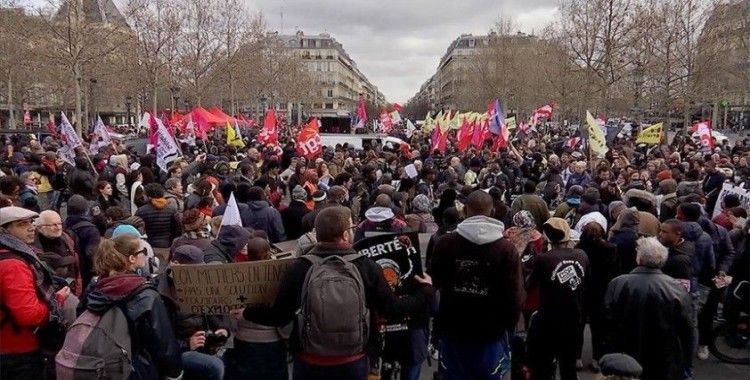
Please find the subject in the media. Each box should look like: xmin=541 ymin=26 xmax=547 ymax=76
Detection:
xmin=55 ymin=286 xmax=71 ymax=301
xmin=214 ymin=329 xmax=228 ymax=337
xmin=229 ymin=308 xmax=245 ymax=321
xmin=414 ymin=273 xmax=432 ymax=286
xmin=189 ymin=331 xmax=206 ymax=350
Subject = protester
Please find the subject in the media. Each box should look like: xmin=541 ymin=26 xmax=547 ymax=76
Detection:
xmin=604 ymin=237 xmax=694 ymax=380
xmin=235 ymin=206 xmax=433 ymax=380
xmin=511 ymin=180 xmax=549 ymax=230
xmin=527 ymin=217 xmax=589 ymax=380
xmin=0 ymin=207 xmax=68 ymax=379
xmin=203 ymin=225 xmax=252 ymax=264
xmin=34 ymin=210 xmax=83 ymax=297
xmin=81 ymin=234 xmax=183 ymax=379
xmin=136 ymin=183 xmax=181 ymax=249
xmin=430 ymin=191 xmax=523 ymax=380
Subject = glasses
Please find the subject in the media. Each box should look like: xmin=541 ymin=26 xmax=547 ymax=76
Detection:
xmin=132 ymin=248 xmax=148 ymax=257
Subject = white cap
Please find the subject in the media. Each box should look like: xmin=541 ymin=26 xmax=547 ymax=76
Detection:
xmin=0 ymin=207 xmax=39 ymax=226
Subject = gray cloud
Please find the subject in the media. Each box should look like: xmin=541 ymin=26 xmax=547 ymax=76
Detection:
xmin=246 ymin=0 xmax=558 ymax=102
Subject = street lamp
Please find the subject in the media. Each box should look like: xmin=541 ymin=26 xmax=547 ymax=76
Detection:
xmin=89 ymin=78 xmax=98 ymax=126
xmin=125 ymin=96 xmax=132 ymax=128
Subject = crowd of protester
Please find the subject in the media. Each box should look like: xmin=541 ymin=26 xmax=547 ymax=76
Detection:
xmin=0 ymin=120 xmax=748 ymax=380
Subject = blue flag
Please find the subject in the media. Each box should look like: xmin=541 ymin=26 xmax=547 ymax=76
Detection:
xmin=487 ymin=99 xmax=505 ymax=135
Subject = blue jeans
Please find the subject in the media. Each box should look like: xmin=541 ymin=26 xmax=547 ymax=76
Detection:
xmin=182 ymin=350 xmax=224 ymax=380
xmin=293 ymin=356 xmax=369 ymax=380
xmin=439 ymin=335 xmax=511 ymax=380
xmin=400 ymin=363 xmax=422 ymax=380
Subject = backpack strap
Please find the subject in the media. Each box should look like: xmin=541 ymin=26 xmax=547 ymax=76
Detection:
xmin=341 ymin=253 xmax=362 ymax=262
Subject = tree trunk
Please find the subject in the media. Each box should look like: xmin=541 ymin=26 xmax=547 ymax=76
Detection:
xmin=153 ymin=86 xmax=158 ymax=115
xmin=75 ymin=66 xmax=83 ymax=135
xmin=7 ymin=76 xmax=14 ymax=129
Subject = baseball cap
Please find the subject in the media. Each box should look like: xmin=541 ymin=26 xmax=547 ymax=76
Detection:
xmin=0 ymin=207 xmax=39 ymax=227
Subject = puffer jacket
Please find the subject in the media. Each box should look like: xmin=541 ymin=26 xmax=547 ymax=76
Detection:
xmin=84 ymin=274 xmax=182 ymax=380
xmin=243 ymin=201 xmax=286 ymax=243
xmin=136 ymin=198 xmax=181 ymax=249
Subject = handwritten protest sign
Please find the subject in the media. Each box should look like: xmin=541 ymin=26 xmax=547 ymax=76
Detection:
xmin=712 ymin=183 xmax=750 ymax=218
xmin=171 ymin=258 xmax=293 ymax=315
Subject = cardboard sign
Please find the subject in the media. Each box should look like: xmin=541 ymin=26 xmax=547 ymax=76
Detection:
xmin=171 ymin=258 xmax=294 ymax=315
xmin=712 ymin=183 xmax=750 ymax=218
xmin=353 ymin=232 xmax=422 ymax=289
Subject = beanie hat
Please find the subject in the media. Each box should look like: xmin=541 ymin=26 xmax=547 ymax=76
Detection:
xmin=292 ymin=185 xmax=307 ymax=202
xmin=67 ymin=195 xmax=89 ymax=216
xmin=411 ymin=194 xmax=432 ymax=214
xmin=173 ymin=245 xmax=204 ymax=264
xmin=312 ymin=190 xmax=327 ymax=202
xmin=656 ymin=170 xmax=672 ymax=181
xmin=112 ymin=224 xmax=146 ymax=239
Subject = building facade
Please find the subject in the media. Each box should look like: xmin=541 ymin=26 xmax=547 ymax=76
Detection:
xmin=270 ymin=31 xmax=385 ymax=128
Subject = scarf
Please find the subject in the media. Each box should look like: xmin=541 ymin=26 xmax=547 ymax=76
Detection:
xmin=182 ymin=230 xmax=210 ymax=240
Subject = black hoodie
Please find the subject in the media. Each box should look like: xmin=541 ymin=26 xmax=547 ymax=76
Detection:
xmin=85 ymin=274 xmax=182 ymax=379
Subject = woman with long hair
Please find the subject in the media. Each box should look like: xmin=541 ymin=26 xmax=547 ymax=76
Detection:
xmin=95 ymin=180 xmax=118 ymax=212
xmin=82 ymin=234 xmax=183 ymax=379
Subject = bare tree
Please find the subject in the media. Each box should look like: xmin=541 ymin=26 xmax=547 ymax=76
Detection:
xmin=176 ymin=0 xmax=224 ymax=106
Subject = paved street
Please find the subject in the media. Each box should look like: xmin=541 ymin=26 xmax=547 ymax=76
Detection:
xmin=418 ymin=325 xmax=748 ymax=379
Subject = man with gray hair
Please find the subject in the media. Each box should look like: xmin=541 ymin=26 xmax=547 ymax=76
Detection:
xmin=604 ymin=237 xmax=694 ymax=380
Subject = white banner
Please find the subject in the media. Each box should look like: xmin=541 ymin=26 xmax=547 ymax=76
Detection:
xmin=712 ymin=183 xmax=750 ymax=218
xmin=59 ymin=112 xmax=82 ymax=165
xmin=90 ymin=116 xmax=112 ymax=154
xmin=155 ymin=117 xmax=180 ymax=172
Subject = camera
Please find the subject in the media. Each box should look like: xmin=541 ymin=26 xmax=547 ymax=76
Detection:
xmin=196 ymin=331 xmax=228 ymax=355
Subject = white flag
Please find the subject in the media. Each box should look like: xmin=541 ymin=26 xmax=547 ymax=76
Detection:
xmin=406 ymin=119 xmax=416 ymax=138
xmin=155 ymin=117 xmax=180 ymax=172
xmin=90 ymin=116 xmax=112 ymax=154
xmin=390 ymin=111 xmax=402 ymax=123
xmin=59 ymin=112 xmax=83 ymax=165
xmin=220 ymin=192 xmax=243 ymax=227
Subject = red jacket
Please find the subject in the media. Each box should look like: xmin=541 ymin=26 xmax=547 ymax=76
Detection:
xmin=0 ymin=252 xmax=50 ymax=354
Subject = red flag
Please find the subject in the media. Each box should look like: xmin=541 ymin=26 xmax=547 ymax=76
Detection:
xmin=392 ymin=103 xmax=403 ymax=112
xmin=457 ymin=118 xmax=474 ymax=151
xmin=430 ymin=125 xmax=447 ymax=153
xmin=472 ymin=119 xmax=492 ymax=148
xmin=692 ymin=120 xmax=714 ymax=152
xmin=532 ymin=103 xmax=554 ymax=125
xmin=296 ymin=118 xmax=321 ymax=159
xmin=355 ymin=95 xmax=368 ymax=130
xmin=161 ymin=111 xmax=175 ymax=137
xmin=148 ymin=113 xmax=159 ymax=147
xmin=258 ymin=108 xmax=278 ymax=145
xmin=379 ymin=111 xmax=393 ymax=133
xmin=23 ymin=110 xmax=32 ymax=126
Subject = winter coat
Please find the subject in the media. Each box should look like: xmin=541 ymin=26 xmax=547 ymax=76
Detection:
xmin=202 ymin=225 xmax=252 ymax=264
xmin=604 ymin=267 xmax=694 ymax=380
xmin=430 ymin=216 xmax=523 ymax=342
xmin=243 ymin=201 xmax=286 ymax=243
xmin=662 ymin=240 xmax=694 ymax=292
xmin=84 ymin=274 xmax=182 ymax=379
xmin=681 ymin=221 xmax=716 ymax=289
xmin=0 ymin=233 xmax=54 ymax=354
xmin=136 ymin=199 xmax=181 ymax=249
xmin=242 ymin=242 xmax=433 ymax=361
xmin=697 ymin=217 xmax=736 ymax=274
xmin=510 ymin=194 xmax=549 ymax=231
xmin=280 ymin=200 xmax=310 ymax=240
xmin=212 ymin=202 xmax=252 ymax=228
xmin=576 ymin=238 xmax=619 ymax=323
xmin=67 ymin=167 xmax=96 ymax=199
xmin=64 ymin=215 xmax=101 ymax=288
xmin=528 ymin=246 xmax=590 ymax=326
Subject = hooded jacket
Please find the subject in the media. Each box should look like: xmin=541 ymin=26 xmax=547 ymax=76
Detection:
xmin=84 ymin=274 xmax=182 ymax=380
xmin=608 ymin=209 xmax=640 ymax=274
xmin=0 ymin=233 xmax=55 ymax=354
xmin=135 ymin=199 xmax=181 ymax=249
xmin=202 ymin=225 xmax=252 ymax=264
xmin=354 ymin=207 xmax=408 ymax=242
xmin=681 ymin=222 xmax=716 ymax=289
xmin=65 ymin=213 xmax=101 ymax=288
xmin=430 ymin=215 xmax=523 ymax=342
xmin=243 ymin=200 xmax=286 ymax=243
xmin=697 ymin=217 xmax=735 ymax=275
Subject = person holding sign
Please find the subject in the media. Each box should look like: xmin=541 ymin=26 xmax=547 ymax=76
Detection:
xmin=233 ymin=206 xmax=433 ymax=380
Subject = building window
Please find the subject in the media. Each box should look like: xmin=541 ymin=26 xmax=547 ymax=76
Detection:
xmin=325 ymin=103 xmax=334 ymax=109
xmin=327 ymin=89 xmax=333 ymax=98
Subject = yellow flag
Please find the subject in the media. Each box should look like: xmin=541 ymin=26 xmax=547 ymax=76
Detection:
xmin=423 ymin=112 xmax=434 ymax=133
xmin=586 ymin=111 xmax=609 ymax=156
xmin=226 ymin=122 xmax=245 ymax=148
xmin=635 ymin=122 xmax=663 ymax=145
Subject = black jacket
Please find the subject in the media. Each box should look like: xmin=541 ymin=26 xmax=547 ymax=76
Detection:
xmin=662 ymin=240 xmax=694 ymax=284
xmin=242 ymin=242 xmax=433 ymax=355
xmin=135 ymin=201 xmax=181 ymax=249
xmin=576 ymin=239 xmax=619 ymax=321
xmin=85 ymin=274 xmax=182 ymax=380
xmin=280 ymin=201 xmax=310 ymax=240
xmin=604 ymin=267 xmax=694 ymax=380
xmin=67 ymin=167 xmax=96 ymax=200
xmin=430 ymin=226 xmax=523 ymax=342
xmin=528 ymin=247 xmax=589 ymax=326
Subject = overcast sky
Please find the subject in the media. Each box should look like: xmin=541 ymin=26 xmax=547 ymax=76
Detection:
xmin=22 ymin=0 xmax=558 ymax=103
xmin=247 ymin=0 xmax=558 ymax=103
